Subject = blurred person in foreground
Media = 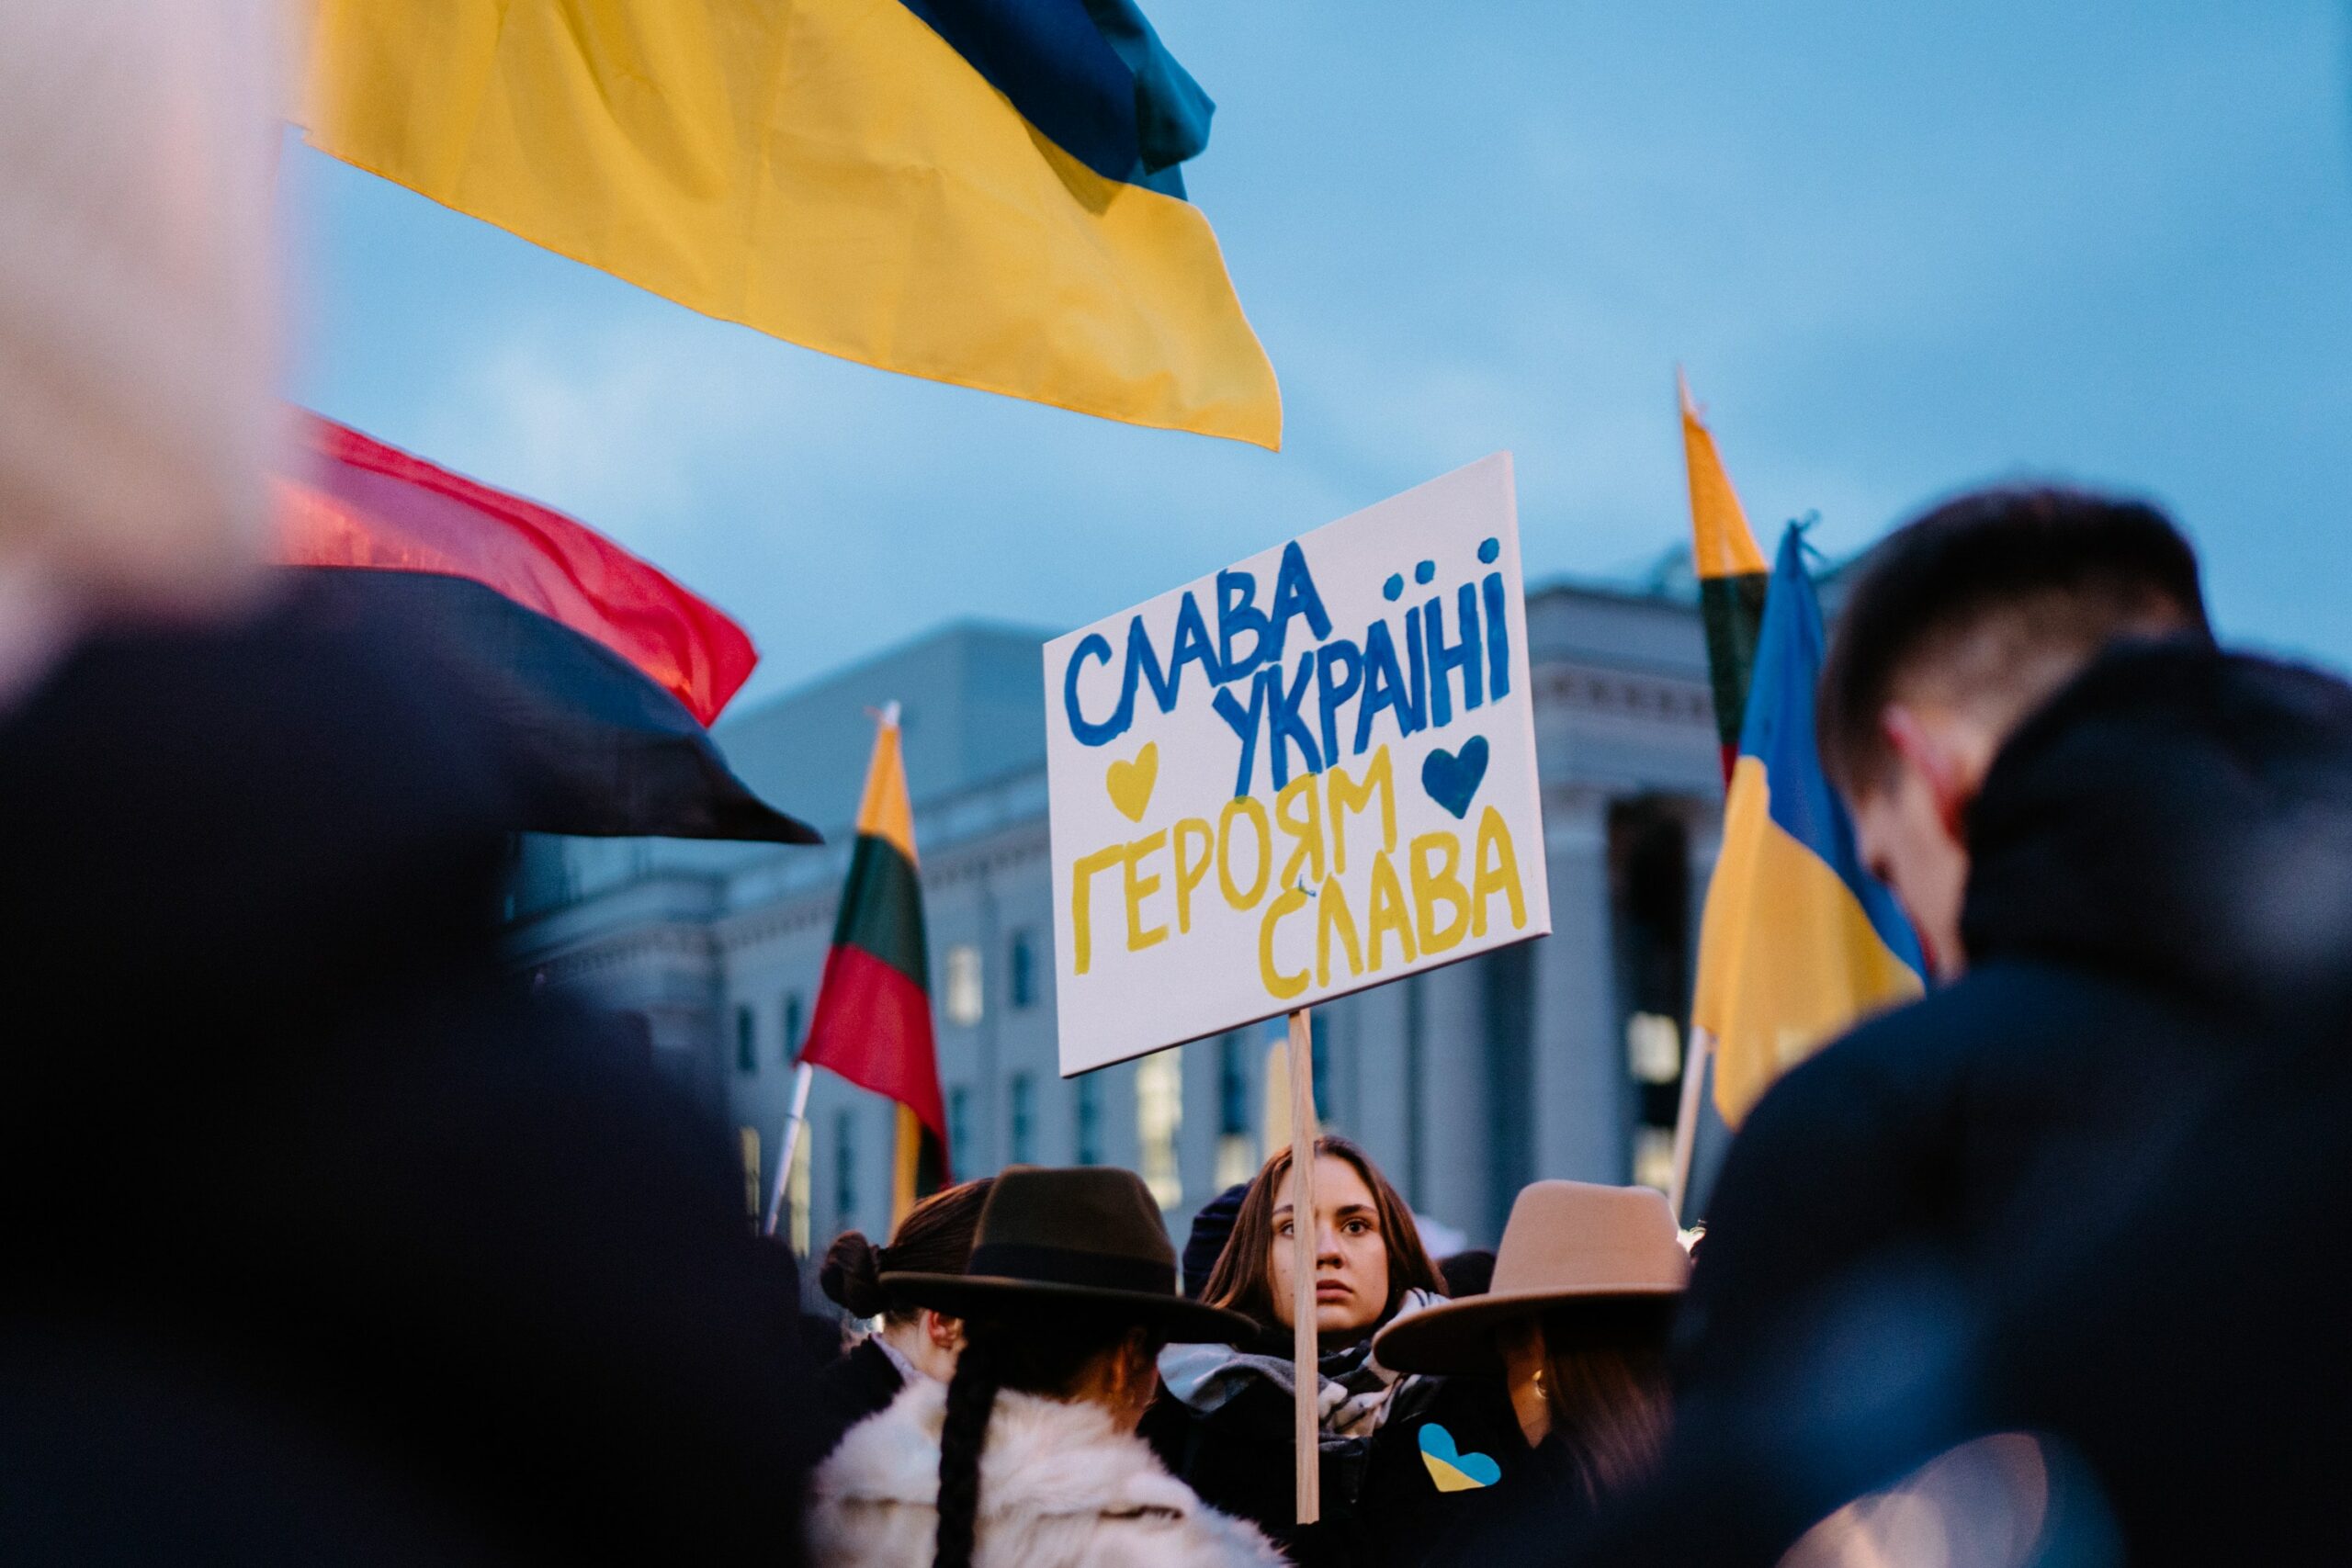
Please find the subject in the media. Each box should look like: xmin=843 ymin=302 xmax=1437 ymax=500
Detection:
xmin=814 ymin=1178 xmax=994 ymax=1457
xmin=1670 ymin=489 xmax=2213 ymax=1404
xmin=1374 ymin=1182 xmax=1688 ymax=1561
xmin=2 ymin=2 xmax=830 ymax=1559
xmin=1577 ymin=489 xmax=2352 ymax=1562
xmin=1144 ymin=1135 xmax=1451 ymax=1566
xmin=808 ymin=1167 xmax=1279 ymax=1568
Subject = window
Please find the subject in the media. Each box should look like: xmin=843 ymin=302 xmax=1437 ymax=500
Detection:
xmin=948 ymin=1086 xmax=972 ymax=1170
xmin=782 ymin=990 xmax=805 ymax=1063
xmin=737 ymin=1127 xmax=761 ymax=1224
xmin=1074 ymin=1074 xmax=1102 ymax=1166
xmin=1215 ymin=1032 xmax=1255 ymax=1189
xmin=944 ymin=943 xmax=984 ymax=1026
xmin=789 ymin=1121 xmax=812 ymax=1256
xmin=1009 ymin=929 xmax=1037 ymax=1010
xmin=734 ymin=1005 xmax=757 ymax=1074
xmin=1137 ymin=1048 xmax=1183 ymax=1209
xmin=1310 ymin=1014 xmax=1332 ymax=1123
xmin=1009 ymin=1073 xmax=1035 ymax=1164
xmin=1216 ymin=1032 xmax=1250 ymax=1135
xmin=833 ymin=1109 xmax=857 ymax=1236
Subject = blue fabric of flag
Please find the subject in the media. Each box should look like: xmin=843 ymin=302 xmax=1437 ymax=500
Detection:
xmin=895 ymin=0 xmax=1216 ymax=193
xmin=1742 ymin=525 xmax=1925 ymax=971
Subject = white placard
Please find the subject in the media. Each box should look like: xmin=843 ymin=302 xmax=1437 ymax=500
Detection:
xmin=1045 ymin=454 xmax=1552 ymax=1076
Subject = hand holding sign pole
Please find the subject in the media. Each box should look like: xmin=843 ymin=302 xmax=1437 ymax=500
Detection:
xmin=1044 ymin=454 xmax=1552 ymax=1525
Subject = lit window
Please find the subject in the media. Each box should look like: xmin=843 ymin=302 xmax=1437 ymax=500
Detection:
xmin=789 ymin=1119 xmax=812 ymax=1255
xmin=1009 ymin=929 xmax=1037 ymax=1010
xmin=1627 ymin=1012 xmax=1682 ymax=1084
xmin=737 ymin=1127 xmax=761 ymax=1224
xmin=1009 ymin=1073 xmax=1035 ymax=1164
xmin=1074 ymin=1074 xmax=1102 ymax=1166
xmin=833 ymin=1109 xmax=856 ymax=1235
xmin=734 ymin=1006 xmax=757 ymax=1074
xmin=944 ymin=943 xmax=984 ymax=1026
xmin=782 ymin=990 xmax=806 ymax=1062
xmin=1633 ymin=1126 xmax=1677 ymax=1195
xmin=1137 ymin=1048 xmax=1184 ymax=1209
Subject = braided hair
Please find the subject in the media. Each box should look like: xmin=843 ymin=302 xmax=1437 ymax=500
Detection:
xmin=931 ymin=1304 xmax=1165 ymax=1568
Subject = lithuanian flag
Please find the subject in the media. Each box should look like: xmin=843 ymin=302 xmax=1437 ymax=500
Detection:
xmin=798 ymin=705 xmax=950 ymax=1221
xmin=1679 ymin=371 xmax=1770 ymax=784
xmin=1693 ymin=526 xmax=1925 ymax=1126
xmin=301 ymin=0 xmax=1278 ymax=448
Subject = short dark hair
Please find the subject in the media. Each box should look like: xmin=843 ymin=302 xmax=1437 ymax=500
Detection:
xmin=1819 ymin=486 xmax=2208 ymax=793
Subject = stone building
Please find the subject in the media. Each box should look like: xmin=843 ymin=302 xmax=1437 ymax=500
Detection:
xmin=510 ymin=570 xmax=1728 ymax=1253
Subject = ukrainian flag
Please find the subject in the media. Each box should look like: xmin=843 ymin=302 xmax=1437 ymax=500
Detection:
xmin=1694 ymin=525 xmax=1925 ymax=1126
xmin=302 ymin=0 xmax=1279 ymax=447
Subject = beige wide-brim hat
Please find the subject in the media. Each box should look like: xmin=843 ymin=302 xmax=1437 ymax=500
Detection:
xmin=1373 ymin=1180 xmax=1689 ymax=1374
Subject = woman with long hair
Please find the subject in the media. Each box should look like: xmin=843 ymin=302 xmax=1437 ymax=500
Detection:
xmin=1371 ymin=1180 xmax=1688 ymax=1557
xmin=1141 ymin=1134 xmax=1449 ymax=1565
xmin=808 ymin=1167 xmax=1282 ymax=1568
xmin=811 ymin=1177 xmax=992 ymax=1457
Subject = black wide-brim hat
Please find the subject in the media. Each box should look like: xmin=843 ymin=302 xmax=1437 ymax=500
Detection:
xmin=882 ymin=1166 xmax=1256 ymax=1344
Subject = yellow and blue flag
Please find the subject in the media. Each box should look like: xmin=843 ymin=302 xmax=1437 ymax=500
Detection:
xmin=1694 ymin=525 xmax=1926 ymax=1125
xmin=302 ymin=0 xmax=1280 ymax=447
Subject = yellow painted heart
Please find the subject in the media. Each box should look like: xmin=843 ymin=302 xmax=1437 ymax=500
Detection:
xmin=1106 ymin=742 xmax=1159 ymax=823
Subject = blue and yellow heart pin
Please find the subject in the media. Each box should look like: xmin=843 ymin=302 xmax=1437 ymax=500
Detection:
xmin=1417 ymin=1423 xmax=1501 ymax=1492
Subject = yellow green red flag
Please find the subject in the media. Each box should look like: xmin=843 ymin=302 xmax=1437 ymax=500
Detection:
xmin=797 ymin=705 xmax=950 ymax=1224
xmin=301 ymin=0 xmax=1280 ymax=448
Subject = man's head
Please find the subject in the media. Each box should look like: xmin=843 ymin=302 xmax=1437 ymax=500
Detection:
xmin=1820 ymin=486 xmax=2208 ymax=976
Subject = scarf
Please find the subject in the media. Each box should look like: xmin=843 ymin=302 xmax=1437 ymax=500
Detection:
xmin=1159 ymin=1288 xmax=1445 ymax=1445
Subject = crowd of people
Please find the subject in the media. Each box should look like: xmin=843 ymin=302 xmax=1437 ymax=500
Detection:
xmin=6 ymin=478 xmax=2347 ymax=1563
xmin=761 ymin=484 xmax=2350 ymax=1567
xmin=8 ymin=446 xmax=2350 ymax=1558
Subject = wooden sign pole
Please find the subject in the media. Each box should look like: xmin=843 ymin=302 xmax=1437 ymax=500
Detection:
xmin=1286 ymin=1006 xmax=1322 ymax=1526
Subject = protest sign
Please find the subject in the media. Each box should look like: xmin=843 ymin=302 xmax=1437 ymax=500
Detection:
xmin=1044 ymin=453 xmax=1553 ymax=1075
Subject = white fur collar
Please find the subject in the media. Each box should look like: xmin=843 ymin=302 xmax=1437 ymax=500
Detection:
xmin=817 ymin=1377 xmax=1205 ymax=1524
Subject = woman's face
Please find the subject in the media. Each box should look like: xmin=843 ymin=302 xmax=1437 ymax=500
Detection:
xmin=1267 ymin=1155 xmax=1393 ymax=1337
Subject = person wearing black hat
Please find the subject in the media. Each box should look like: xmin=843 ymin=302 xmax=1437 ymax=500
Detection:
xmin=807 ymin=1166 xmax=1283 ymax=1568
xmin=813 ymin=1178 xmax=996 ymax=1458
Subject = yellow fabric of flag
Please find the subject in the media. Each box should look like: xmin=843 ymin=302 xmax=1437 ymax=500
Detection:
xmin=1679 ymin=370 xmax=1767 ymax=581
xmin=301 ymin=0 xmax=1281 ymax=447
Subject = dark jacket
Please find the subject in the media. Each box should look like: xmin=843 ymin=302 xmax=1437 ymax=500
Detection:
xmin=812 ymin=1337 xmax=908 ymax=1460
xmin=1594 ymin=642 xmax=2352 ymax=1564
xmin=0 ymin=585 xmax=822 ymax=1562
xmin=1143 ymin=1337 xmax=1538 ymax=1568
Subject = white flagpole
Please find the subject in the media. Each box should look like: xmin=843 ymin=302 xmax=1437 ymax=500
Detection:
xmin=1667 ymin=1028 xmax=1713 ymax=1223
xmin=763 ymin=1061 xmax=815 ymax=1238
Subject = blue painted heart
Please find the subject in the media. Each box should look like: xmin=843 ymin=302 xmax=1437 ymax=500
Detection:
xmin=1419 ymin=736 xmax=1489 ymax=819
xmin=1417 ymin=1423 xmax=1501 ymax=1491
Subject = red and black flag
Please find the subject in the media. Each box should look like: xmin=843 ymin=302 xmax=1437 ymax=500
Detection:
xmin=1679 ymin=371 xmax=1771 ymax=784
xmin=275 ymin=412 xmax=816 ymax=844
xmin=797 ymin=706 xmax=950 ymax=1224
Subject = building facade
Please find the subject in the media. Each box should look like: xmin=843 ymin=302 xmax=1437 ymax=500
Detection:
xmin=510 ymin=575 xmax=1727 ymax=1254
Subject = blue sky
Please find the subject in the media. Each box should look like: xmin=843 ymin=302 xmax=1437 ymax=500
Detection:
xmin=281 ymin=1 xmax=2352 ymax=707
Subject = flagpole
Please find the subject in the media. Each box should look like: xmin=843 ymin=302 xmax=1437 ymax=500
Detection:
xmin=763 ymin=1061 xmax=815 ymax=1238
xmin=1286 ymin=1006 xmax=1322 ymax=1525
xmin=1667 ymin=1028 xmax=1712 ymax=1223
